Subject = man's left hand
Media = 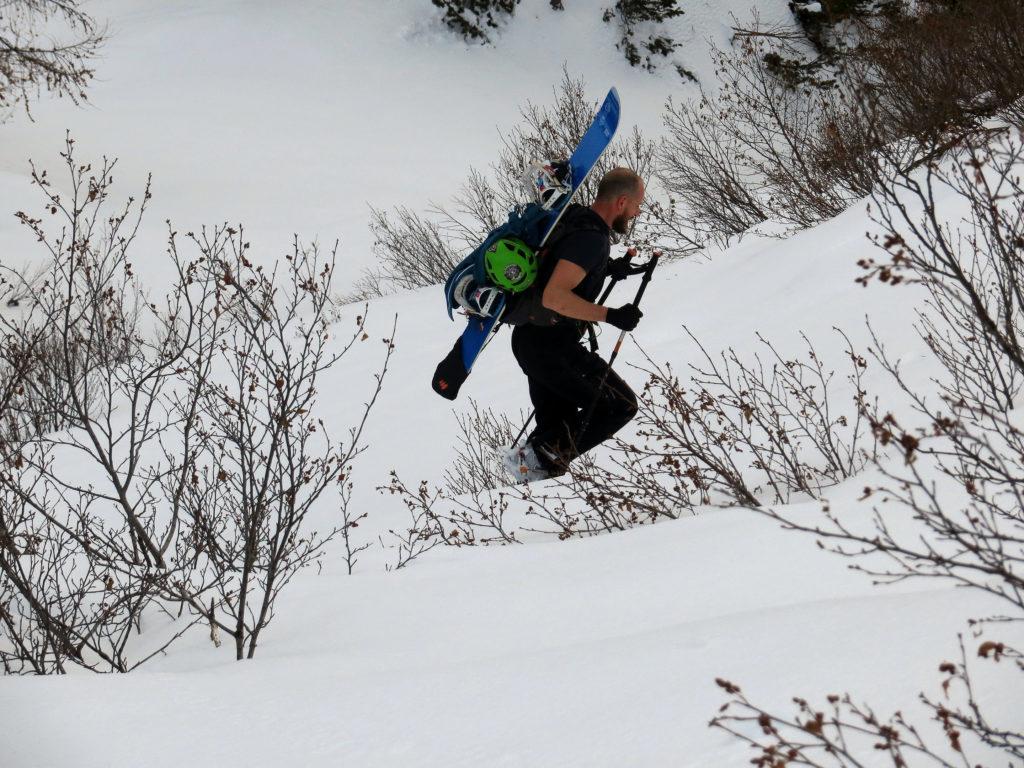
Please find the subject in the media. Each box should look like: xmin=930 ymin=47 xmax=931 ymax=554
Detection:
xmin=606 ymin=254 xmax=634 ymax=281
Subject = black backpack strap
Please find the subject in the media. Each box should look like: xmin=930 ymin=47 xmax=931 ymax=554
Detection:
xmin=585 ymin=322 xmax=598 ymax=352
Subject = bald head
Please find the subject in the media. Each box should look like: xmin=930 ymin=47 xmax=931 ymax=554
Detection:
xmin=595 ymin=168 xmax=644 ymax=203
xmin=591 ymin=168 xmax=645 ymax=235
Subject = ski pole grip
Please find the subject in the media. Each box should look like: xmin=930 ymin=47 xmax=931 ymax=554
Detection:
xmin=631 ymin=251 xmax=660 ymax=308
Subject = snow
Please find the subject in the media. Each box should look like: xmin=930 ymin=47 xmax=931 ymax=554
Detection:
xmin=3 ymin=501 xmax=1010 ymax=767
xmin=0 ymin=2 xmax=1020 ymax=766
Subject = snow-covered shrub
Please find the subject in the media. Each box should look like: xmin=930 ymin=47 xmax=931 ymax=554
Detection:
xmin=431 ymin=0 xmax=520 ymax=43
xmin=602 ymin=0 xmax=684 ymax=73
xmin=430 ymin=0 xmax=686 ymax=74
xmin=789 ymin=0 xmax=903 ymax=65
xmin=0 ymin=0 xmax=104 ymax=119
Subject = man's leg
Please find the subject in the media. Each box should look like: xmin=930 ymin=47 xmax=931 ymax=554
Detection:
xmin=511 ymin=325 xmax=637 ymax=466
xmin=526 ymin=375 xmax=579 ymax=454
xmin=570 ymin=362 xmax=637 ymax=456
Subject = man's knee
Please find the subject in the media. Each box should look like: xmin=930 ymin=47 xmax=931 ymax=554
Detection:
xmin=616 ymin=386 xmax=638 ymax=425
xmin=623 ymin=387 xmax=638 ymax=420
xmin=603 ymin=382 xmax=637 ymax=429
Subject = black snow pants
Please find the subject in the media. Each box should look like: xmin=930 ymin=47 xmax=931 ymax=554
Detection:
xmin=510 ymin=322 xmax=638 ymax=471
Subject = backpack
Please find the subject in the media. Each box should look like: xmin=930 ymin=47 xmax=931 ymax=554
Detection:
xmin=442 ymin=203 xmax=602 ymax=326
xmin=442 ymin=202 xmax=559 ymax=321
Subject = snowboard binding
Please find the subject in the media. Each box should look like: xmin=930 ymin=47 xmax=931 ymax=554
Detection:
xmin=451 ymin=273 xmax=503 ymax=317
xmin=524 ymin=160 xmax=572 ymax=211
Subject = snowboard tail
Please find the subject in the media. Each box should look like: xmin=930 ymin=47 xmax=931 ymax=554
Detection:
xmin=431 ymin=297 xmax=505 ymax=400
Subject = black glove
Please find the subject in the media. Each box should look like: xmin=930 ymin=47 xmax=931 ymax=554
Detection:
xmin=605 ymin=303 xmax=643 ymax=331
xmin=605 ymin=255 xmax=633 ymax=281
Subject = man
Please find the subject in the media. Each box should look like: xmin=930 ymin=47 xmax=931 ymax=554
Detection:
xmin=506 ymin=167 xmax=646 ymax=482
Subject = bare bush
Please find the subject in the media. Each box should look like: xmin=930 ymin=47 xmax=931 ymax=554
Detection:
xmin=363 ymin=206 xmax=461 ymax=293
xmin=0 ymin=141 xmax=216 ymax=672
xmin=543 ymin=448 xmax=690 ymax=531
xmin=0 ymin=0 xmax=105 ymax=118
xmin=381 ymin=327 xmax=873 ymax=549
xmin=0 ymin=140 xmax=389 ymax=672
xmin=443 ymin=399 xmax=522 ymax=496
xmin=379 ymin=389 xmax=690 ymax=551
xmin=337 ymin=463 xmax=369 ymax=576
xmin=859 ymin=127 xmax=1024 ymax=408
xmin=660 ymin=1 xmax=1024 ymax=247
xmin=713 ymin=634 xmax=1023 ymax=767
xmin=164 ymin=232 xmax=395 ymax=660
xmin=658 ymin=96 xmax=770 ymax=244
xmin=658 ymin=24 xmax=871 ymax=242
xmin=630 ymin=328 xmax=874 ymax=508
xmin=379 ymin=322 xmax=873 ymax=554
xmin=858 ymin=0 xmax=1024 ymax=141
xmin=378 ymin=473 xmax=450 ymax=571
xmin=378 ymin=473 xmax=520 ymax=568
xmin=461 ymin=404 xmax=694 ymax=536
xmin=760 ymin=126 xmax=1024 ymax=594
xmin=1 ymin=212 xmax=141 ymax=445
xmin=712 ymin=104 xmax=1024 ymax=768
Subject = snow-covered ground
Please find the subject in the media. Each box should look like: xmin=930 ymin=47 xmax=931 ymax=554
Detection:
xmin=1 ymin=2 xmax=1020 ymax=766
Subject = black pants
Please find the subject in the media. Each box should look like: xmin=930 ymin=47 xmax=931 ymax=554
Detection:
xmin=510 ymin=322 xmax=638 ymax=469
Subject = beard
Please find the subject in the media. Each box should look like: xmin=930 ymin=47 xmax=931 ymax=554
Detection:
xmin=611 ymin=212 xmax=631 ymax=235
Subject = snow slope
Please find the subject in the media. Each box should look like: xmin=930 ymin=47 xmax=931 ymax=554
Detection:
xmin=1 ymin=2 xmax=1020 ymax=767
xmin=0 ymin=0 xmax=789 ymax=289
xmin=3 ymin=501 xmax=1011 ymax=768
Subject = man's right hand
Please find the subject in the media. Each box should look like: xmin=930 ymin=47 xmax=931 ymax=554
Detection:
xmin=605 ymin=303 xmax=643 ymax=331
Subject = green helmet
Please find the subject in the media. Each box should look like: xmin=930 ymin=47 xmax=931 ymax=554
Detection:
xmin=484 ymin=237 xmax=537 ymax=293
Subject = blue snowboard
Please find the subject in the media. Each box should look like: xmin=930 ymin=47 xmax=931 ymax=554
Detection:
xmin=432 ymin=87 xmax=621 ymax=400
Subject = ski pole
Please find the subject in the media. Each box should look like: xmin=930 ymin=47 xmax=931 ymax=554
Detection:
xmin=577 ymin=250 xmax=660 ymax=440
xmin=509 ymin=258 xmax=632 ymax=449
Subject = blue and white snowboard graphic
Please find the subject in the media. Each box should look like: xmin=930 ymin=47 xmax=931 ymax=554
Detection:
xmin=432 ymin=88 xmax=621 ymax=400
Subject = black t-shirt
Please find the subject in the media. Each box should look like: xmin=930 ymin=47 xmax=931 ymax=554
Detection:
xmin=545 ymin=206 xmax=611 ymax=303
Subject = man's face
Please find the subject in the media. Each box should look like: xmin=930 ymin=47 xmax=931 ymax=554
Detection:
xmin=611 ymin=183 xmax=645 ymax=235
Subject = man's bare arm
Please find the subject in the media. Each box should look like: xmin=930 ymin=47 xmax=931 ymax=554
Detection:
xmin=541 ymin=259 xmax=609 ymax=322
